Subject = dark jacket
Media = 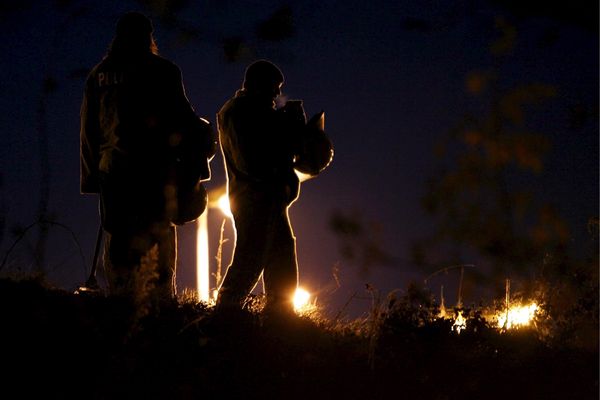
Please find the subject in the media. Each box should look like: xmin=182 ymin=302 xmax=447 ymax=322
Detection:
xmin=217 ymin=89 xmax=303 ymax=208
xmin=80 ymin=52 xmax=198 ymax=194
xmin=80 ymin=51 xmax=216 ymax=231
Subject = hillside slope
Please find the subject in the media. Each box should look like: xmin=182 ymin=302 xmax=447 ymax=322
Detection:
xmin=0 ymin=277 xmax=597 ymax=400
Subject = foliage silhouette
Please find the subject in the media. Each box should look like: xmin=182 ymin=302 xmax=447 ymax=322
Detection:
xmin=414 ymin=12 xmax=595 ymax=292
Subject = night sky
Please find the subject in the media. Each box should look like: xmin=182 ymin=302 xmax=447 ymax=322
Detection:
xmin=0 ymin=1 xmax=597 ymax=318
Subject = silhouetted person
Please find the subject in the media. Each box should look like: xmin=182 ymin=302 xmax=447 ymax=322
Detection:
xmin=80 ymin=12 xmax=214 ymax=304
xmin=216 ymin=60 xmax=332 ymax=314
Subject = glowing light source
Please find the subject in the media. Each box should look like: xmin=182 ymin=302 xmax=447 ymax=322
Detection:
xmin=293 ymin=287 xmax=311 ymax=312
xmin=196 ymin=212 xmax=210 ymax=303
xmin=496 ymin=302 xmax=538 ymax=329
xmin=196 ymin=189 xmax=233 ymax=304
xmin=452 ymin=310 xmax=467 ymax=334
xmin=217 ymin=193 xmax=232 ymax=218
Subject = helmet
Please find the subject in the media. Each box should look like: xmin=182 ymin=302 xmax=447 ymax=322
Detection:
xmin=294 ymin=111 xmax=334 ymax=176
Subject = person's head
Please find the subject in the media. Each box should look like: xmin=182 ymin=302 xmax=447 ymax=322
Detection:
xmin=109 ymin=12 xmax=158 ymax=56
xmin=242 ymin=60 xmax=284 ymax=99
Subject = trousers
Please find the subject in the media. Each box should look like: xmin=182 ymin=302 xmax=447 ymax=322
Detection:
xmin=217 ymin=190 xmax=298 ymax=310
xmin=99 ymin=171 xmax=177 ymax=301
xmin=103 ymin=221 xmax=176 ymax=300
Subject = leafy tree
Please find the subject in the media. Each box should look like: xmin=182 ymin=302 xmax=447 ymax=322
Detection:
xmin=329 ymin=210 xmax=394 ymax=279
xmin=413 ymin=5 xmax=597 ymax=306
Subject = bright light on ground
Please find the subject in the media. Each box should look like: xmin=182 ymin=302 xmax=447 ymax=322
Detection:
xmin=293 ymin=287 xmax=311 ymax=312
xmin=496 ymin=302 xmax=538 ymax=329
xmin=452 ymin=310 xmax=467 ymax=334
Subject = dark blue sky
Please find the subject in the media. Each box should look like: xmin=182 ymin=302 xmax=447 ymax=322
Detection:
xmin=0 ymin=1 xmax=597 ymax=318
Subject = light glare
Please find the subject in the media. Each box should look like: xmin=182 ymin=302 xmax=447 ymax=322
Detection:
xmin=196 ymin=213 xmax=210 ymax=302
xmin=496 ymin=302 xmax=538 ymax=329
xmin=452 ymin=310 xmax=467 ymax=334
xmin=217 ymin=193 xmax=232 ymax=218
xmin=295 ymin=170 xmax=313 ymax=182
xmin=293 ymin=287 xmax=310 ymax=312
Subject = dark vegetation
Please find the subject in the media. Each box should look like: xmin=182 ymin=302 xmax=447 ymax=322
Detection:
xmin=1 ymin=276 xmax=596 ymax=400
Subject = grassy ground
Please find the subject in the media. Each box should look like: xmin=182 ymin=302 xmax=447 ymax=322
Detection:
xmin=0 ymin=277 xmax=597 ymax=400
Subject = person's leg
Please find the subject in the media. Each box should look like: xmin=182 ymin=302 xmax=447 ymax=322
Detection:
xmin=217 ymin=201 xmax=271 ymax=309
xmin=100 ymin=171 xmax=141 ymax=296
xmin=103 ymin=229 xmax=137 ymax=297
xmin=152 ymin=222 xmax=177 ymax=301
xmin=263 ymin=206 xmax=298 ymax=313
xmin=100 ymin=170 xmax=175 ymax=302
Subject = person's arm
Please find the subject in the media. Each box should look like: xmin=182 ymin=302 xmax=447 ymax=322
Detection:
xmin=169 ymin=64 xmax=217 ymax=158
xmin=169 ymin=64 xmax=197 ymax=122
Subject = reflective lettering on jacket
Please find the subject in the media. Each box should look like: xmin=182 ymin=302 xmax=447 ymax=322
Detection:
xmin=97 ymin=71 xmax=126 ymax=87
xmin=80 ymin=53 xmax=199 ymax=194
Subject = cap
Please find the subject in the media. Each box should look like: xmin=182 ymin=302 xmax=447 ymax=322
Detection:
xmin=243 ymin=59 xmax=284 ymax=90
xmin=116 ymin=12 xmax=153 ymax=37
